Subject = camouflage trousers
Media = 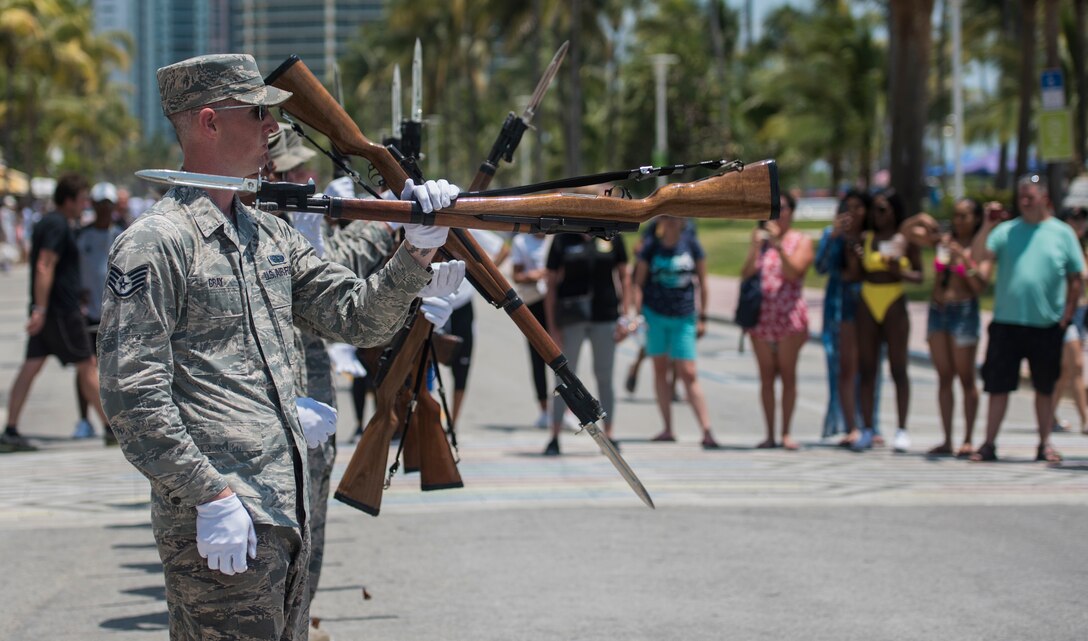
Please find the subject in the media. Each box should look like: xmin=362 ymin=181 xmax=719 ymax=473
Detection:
xmin=306 ymin=436 xmax=335 ymax=604
xmin=156 ymin=524 xmax=311 ymax=641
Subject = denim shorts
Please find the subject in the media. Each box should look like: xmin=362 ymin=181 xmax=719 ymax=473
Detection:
xmin=926 ymin=299 xmax=980 ymax=347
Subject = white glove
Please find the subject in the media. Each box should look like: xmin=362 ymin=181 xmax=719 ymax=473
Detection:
xmin=290 ymin=212 xmax=326 ymax=258
xmin=401 ymin=178 xmax=460 ymax=248
xmin=195 ymin=494 xmax=257 ymax=576
xmin=418 ymin=260 xmax=466 ymax=298
xmin=296 ymin=396 xmax=338 ymax=448
xmin=327 ymin=342 xmax=367 ymax=377
xmin=420 ymin=294 xmax=454 ymax=327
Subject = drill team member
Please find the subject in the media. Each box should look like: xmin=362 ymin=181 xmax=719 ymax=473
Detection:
xmin=97 ymin=54 xmax=461 ymax=640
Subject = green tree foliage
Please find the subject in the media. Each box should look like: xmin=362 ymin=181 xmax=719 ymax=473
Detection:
xmin=740 ymin=1 xmax=884 ymax=192
xmin=0 ymin=0 xmax=135 ymax=184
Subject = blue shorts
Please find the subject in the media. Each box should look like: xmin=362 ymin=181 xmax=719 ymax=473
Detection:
xmin=926 ymin=299 xmax=980 ymax=347
xmin=643 ymin=307 xmax=697 ymax=361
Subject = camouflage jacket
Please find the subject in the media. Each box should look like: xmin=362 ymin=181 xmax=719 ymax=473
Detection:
xmin=325 ymin=220 xmax=396 ymax=276
xmin=97 ymin=187 xmax=429 ymax=534
xmin=293 ymin=221 xmax=394 ymax=402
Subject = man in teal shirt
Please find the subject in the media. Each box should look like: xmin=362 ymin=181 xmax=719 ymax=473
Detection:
xmin=971 ymin=175 xmax=1085 ymax=462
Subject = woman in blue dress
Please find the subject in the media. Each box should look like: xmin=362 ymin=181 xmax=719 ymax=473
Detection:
xmin=815 ymin=191 xmax=882 ymax=444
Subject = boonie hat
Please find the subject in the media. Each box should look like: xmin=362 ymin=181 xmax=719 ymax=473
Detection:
xmin=157 ymin=53 xmax=292 ymax=117
xmin=90 ymin=182 xmax=118 ymax=203
xmin=268 ymin=123 xmax=317 ymax=173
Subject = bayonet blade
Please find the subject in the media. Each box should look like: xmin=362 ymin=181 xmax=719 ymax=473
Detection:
xmin=411 ymin=38 xmax=423 ymax=122
xmin=522 ymin=40 xmax=569 ymax=123
xmin=391 ymin=64 xmax=402 ymax=136
xmin=136 ymin=169 xmax=260 ymax=193
xmin=332 ymin=61 xmax=344 ymax=105
xmin=584 ymin=422 xmax=655 ymax=509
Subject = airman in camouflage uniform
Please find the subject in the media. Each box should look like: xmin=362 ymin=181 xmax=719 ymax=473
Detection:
xmin=98 ymin=53 xmax=459 ymax=641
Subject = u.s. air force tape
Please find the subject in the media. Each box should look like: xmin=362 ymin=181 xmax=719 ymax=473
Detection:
xmin=107 ymin=264 xmax=150 ymax=298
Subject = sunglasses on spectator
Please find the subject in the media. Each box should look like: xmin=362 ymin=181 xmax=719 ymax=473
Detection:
xmin=208 ymin=104 xmax=269 ymax=121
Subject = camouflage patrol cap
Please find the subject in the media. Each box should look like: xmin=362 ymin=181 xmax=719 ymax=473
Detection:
xmin=157 ymin=54 xmax=292 ymax=117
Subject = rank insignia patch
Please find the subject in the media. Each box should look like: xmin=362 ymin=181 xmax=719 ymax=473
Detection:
xmin=107 ymin=265 xmax=150 ymax=298
xmin=268 ymin=254 xmax=286 ymax=266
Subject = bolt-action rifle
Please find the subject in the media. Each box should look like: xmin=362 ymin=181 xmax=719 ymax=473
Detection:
xmin=263 ymin=55 xmax=776 ymax=514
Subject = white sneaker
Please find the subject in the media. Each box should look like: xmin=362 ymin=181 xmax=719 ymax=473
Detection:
xmin=72 ymin=419 xmax=95 ymax=439
xmin=534 ymin=412 xmax=548 ymax=430
xmin=851 ymin=428 xmax=874 ymax=451
xmin=892 ymin=429 xmax=911 ymax=453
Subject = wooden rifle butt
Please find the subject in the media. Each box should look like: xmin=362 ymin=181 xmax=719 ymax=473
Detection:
xmin=333 ymin=402 xmax=396 ymax=516
xmin=414 ymin=388 xmax=463 ymax=492
xmin=334 ymin=317 xmax=432 ymax=516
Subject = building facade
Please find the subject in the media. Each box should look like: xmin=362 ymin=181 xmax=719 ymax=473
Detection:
xmin=93 ymin=0 xmax=384 ymax=141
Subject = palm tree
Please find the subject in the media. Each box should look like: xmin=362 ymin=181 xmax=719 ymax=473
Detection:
xmin=888 ymin=0 xmax=936 ymax=214
xmin=741 ymin=2 xmax=883 ymax=191
xmin=1015 ymin=0 xmax=1037 ymax=185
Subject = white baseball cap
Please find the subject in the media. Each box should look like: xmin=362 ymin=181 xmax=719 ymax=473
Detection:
xmin=90 ymin=182 xmax=118 ymax=203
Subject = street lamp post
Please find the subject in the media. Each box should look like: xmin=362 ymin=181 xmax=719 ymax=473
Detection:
xmin=651 ymin=54 xmax=678 ymax=189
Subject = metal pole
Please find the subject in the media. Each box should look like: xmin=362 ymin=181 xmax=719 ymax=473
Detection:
xmin=951 ymin=0 xmax=965 ymax=200
xmin=651 ymin=54 xmax=678 ymax=188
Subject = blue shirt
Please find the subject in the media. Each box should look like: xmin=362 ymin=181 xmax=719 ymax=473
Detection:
xmin=639 ymin=233 xmax=705 ymax=317
xmin=988 ymin=217 xmax=1085 ymax=327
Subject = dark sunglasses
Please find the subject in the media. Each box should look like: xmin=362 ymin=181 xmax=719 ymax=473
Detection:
xmin=209 ymin=104 xmax=269 ymax=121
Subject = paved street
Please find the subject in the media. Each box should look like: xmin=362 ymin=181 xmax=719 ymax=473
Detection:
xmin=1 ymin=265 xmax=1086 ymax=641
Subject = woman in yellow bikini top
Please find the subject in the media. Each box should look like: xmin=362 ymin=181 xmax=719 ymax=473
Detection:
xmin=850 ymin=188 xmax=923 ymax=454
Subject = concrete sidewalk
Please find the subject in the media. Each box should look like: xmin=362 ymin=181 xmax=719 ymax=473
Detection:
xmin=702 ymin=273 xmax=993 ymax=363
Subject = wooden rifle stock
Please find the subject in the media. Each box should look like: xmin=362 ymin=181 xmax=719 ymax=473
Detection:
xmin=267 ymin=55 xmax=779 ymax=224
xmin=333 ymin=316 xmax=432 ymax=516
xmin=399 ymin=334 xmax=463 ymax=492
xmin=406 ymin=356 xmax=463 ymax=491
xmin=326 ymin=162 xmax=778 ymax=226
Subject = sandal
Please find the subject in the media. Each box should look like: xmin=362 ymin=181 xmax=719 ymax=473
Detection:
xmin=927 ymin=444 xmax=954 ymax=456
xmin=969 ymin=442 xmax=997 ymax=462
xmin=1035 ymin=443 xmax=1062 ymax=463
xmin=651 ymin=431 xmax=676 ymax=443
xmin=955 ymin=443 xmax=974 ymax=459
xmin=755 ymin=439 xmax=777 ymax=449
xmin=701 ymin=433 xmax=720 ymax=450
